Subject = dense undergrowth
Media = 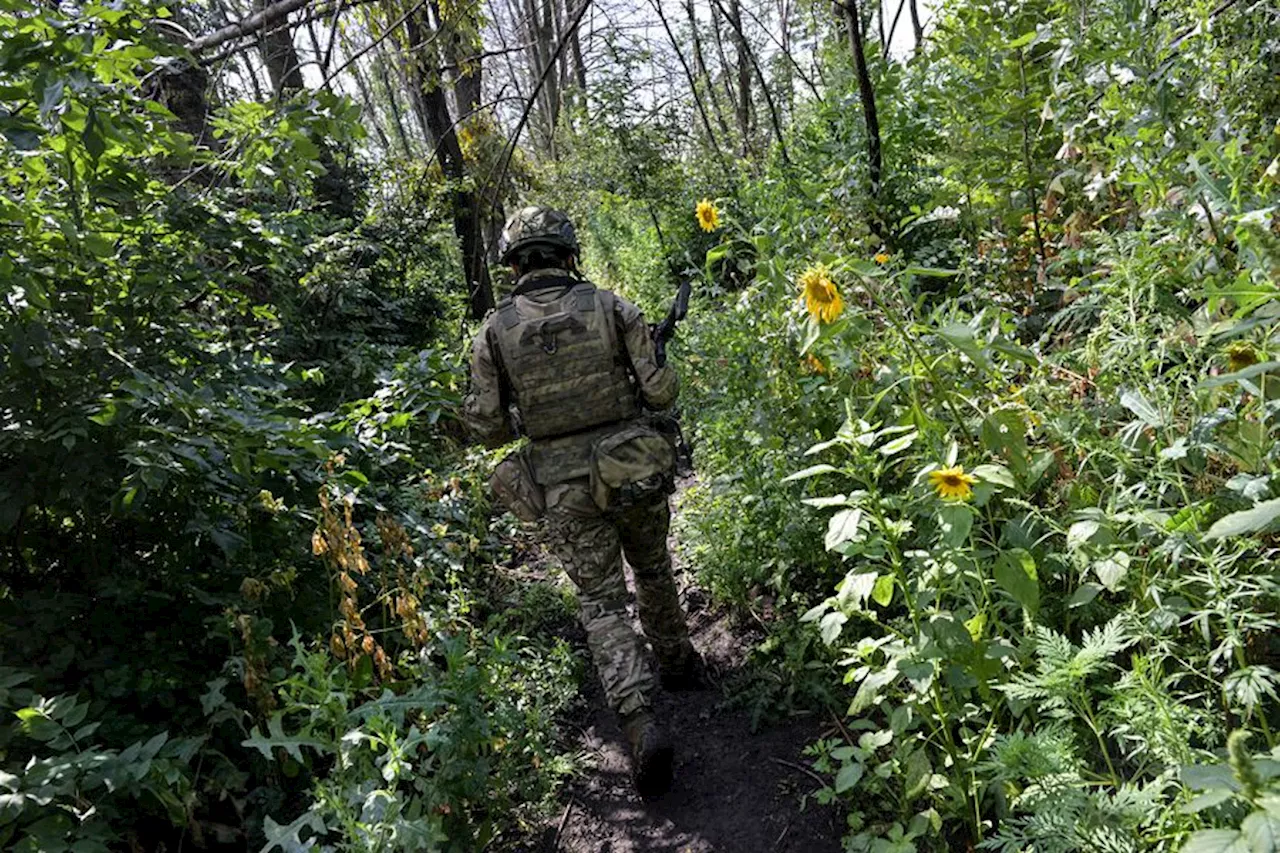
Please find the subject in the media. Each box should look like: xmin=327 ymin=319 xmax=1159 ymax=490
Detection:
xmin=3 ymin=0 xmax=1279 ymax=849
xmin=1 ymin=5 xmax=581 ymax=850
xmin=556 ymin=1 xmax=1280 ymax=851
xmin=648 ymin=4 xmax=1280 ymax=851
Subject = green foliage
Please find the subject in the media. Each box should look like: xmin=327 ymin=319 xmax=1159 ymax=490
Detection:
xmin=245 ymin=633 xmax=576 ymax=852
xmin=587 ymin=0 xmax=1280 ymax=849
xmin=0 ymin=0 xmax=578 ymax=849
xmin=0 ymin=671 xmax=199 ymax=851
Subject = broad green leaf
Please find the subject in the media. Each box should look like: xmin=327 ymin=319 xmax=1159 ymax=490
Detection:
xmin=802 ymin=494 xmax=854 ymax=508
xmin=800 ymin=601 xmax=830 ymax=623
xmin=990 ymin=338 xmax=1039 ymax=366
xmin=850 ymin=666 xmax=898 ymax=714
xmin=835 ymin=760 xmax=864 ymax=793
xmin=836 ymin=570 xmax=878 ymax=611
xmin=878 ymin=431 xmax=918 ymax=456
xmin=825 ymin=508 xmax=863 ymax=551
xmin=994 ymin=549 xmax=1039 ymax=615
xmin=784 ymin=464 xmax=839 ymax=482
xmin=903 ymin=750 xmax=931 ymax=800
xmin=937 ymin=323 xmax=990 ymax=370
xmin=804 ymin=437 xmax=844 ymax=455
xmin=1204 ymin=499 xmax=1280 ymax=541
xmin=901 ymin=265 xmax=959 ymax=278
xmin=1182 ymin=764 xmax=1241 ymax=792
xmin=972 ymin=463 xmax=1015 ymax=488
xmin=1179 ymin=829 xmax=1248 ymax=853
xmin=871 ymin=575 xmax=894 ymax=607
xmin=1093 ymin=551 xmax=1131 ymax=592
xmin=89 ymin=402 xmax=119 ymax=426
xmin=1067 ymin=519 xmax=1101 ymax=550
xmin=937 ymin=503 xmax=974 ymax=548
xmin=1242 ymin=809 xmax=1280 ymax=852
xmin=83 ymin=107 xmax=106 ymax=162
xmin=84 ymin=232 xmax=115 ymax=257
xmin=800 ymin=316 xmax=822 ymax=355
xmin=1183 ymin=789 xmax=1234 ymax=814
xmin=820 ymin=611 xmax=847 ymax=645
xmin=1068 ymin=582 xmax=1102 ymax=608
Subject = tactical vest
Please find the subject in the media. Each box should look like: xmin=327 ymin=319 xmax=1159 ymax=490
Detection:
xmin=489 ymin=278 xmax=639 ymax=440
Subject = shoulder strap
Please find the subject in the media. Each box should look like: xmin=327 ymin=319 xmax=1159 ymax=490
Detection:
xmin=483 ymin=318 xmax=514 ymax=414
xmin=498 ymin=298 xmax=520 ymax=330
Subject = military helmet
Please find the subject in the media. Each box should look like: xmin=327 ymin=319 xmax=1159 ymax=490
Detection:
xmin=498 ymin=206 xmax=579 ymax=264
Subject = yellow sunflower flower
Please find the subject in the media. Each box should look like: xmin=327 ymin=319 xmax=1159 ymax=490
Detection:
xmin=874 ymin=252 xmax=890 ymax=264
xmin=1226 ymin=342 xmax=1259 ymax=374
xmin=799 ymin=263 xmax=844 ymax=323
xmin=929 ymin=465 xmax=978 ymax=501
xmin=696 ymin=198 xmax=720 ymax=232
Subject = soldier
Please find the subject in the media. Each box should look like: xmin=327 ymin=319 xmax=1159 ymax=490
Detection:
xmin=463 ymin=206 xmax=702 ymax=799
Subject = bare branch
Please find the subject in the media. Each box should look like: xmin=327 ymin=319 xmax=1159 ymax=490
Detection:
xmin=188 ymin=0 xmax=313 ymax=53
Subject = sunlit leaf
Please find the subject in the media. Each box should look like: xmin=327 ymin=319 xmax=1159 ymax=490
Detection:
xmin=1204 ymin=499 xmax=1280 ymax=541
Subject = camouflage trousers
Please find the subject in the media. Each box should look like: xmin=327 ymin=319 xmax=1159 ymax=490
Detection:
xmin=544 ymin=478 xmax=691 ymax=716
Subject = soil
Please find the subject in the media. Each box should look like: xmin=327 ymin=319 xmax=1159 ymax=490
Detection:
xmin=518 ymin=504 xmax=844 ymax=853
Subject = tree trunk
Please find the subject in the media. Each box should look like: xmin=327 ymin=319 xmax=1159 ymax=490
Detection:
xmin=523 ymin=0 xmax=560 ymax=154
xmin=568 ymin=0 xmax=587 ymax=92
xmin=877 ymin=0 xmax=886 ymax=55
xmin=254 ymin=0 xmax=305 ymax=95
xmin=908 ymin=0 xmax=923 ymax=53
xmin=709 ymin=0 xmax=790 ymax=165
xmin=372 ymin=52 xmax=415 ymax=157
xmin=686 ymin=0 xmax=732 ymax=137
xmin=651 ymin=0 xmax=731 ymax=173
xmin=708 ymin=2 xmax=739 ymax=140
xmin=839 ymin=0 xmax=882 ymax=200
xmin=726 ymin=0 xmax=752 ymax=155
xmin=404 ymin=6 xmax=494 ymax=318
xmin=437 ymin=0 xmax=482 ymax=120
xmin=348 ymin=56 xmax=393 ymax=153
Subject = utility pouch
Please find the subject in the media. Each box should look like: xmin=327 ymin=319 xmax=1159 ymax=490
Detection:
xmin=589 ymin=423 xmax=677 ymax=510
xmin=490 ymin=448 xmax=546 ymax=522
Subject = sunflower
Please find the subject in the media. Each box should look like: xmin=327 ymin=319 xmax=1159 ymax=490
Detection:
xmin=695 ymin=198 xmax=720 ymax=232
xmin=874 ymin=252 xmax=890 ymax=264
xmin=1226 ymin=342 xmax=1260 ymax=374
xmin=799 ymin=263 xmax=844 ymax=323
xmin=929 ymin=465 xmax=978 ymax=500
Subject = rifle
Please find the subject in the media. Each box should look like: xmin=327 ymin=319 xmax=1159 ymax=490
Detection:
xmin=648 ymin=278 xmax=694 ymax=474
xmin=651 ymin=277 xmax=692 ymax=368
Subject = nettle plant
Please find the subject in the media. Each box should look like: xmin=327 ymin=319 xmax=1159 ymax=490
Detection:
xmin=785 ymin=260 xmax=1280 ymax=850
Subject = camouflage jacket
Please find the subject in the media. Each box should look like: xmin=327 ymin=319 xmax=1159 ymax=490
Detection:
xmin=463 ymin=268 xmax=678 ymax=484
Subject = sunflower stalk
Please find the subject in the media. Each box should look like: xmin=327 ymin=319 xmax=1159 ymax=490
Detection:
xmin=861 ymin=274 xmax=976 ymax=446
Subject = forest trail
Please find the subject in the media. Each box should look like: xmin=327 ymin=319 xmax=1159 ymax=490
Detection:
xmin=531 ymin=488 xmax=843 ymax=853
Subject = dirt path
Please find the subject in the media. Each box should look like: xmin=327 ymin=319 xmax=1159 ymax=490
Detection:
xmin=532 ymin=549 xmax=843 ymax=852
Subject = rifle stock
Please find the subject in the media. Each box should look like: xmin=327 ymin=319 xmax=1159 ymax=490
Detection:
xmin=651 ymin=278 xmax=692 ymax=368
xmin=648 ymin=279 xmax=695 ymax=474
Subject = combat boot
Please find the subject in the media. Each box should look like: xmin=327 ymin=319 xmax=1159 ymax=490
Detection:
xmin=621 ymin=709 xmax=674 ymax=799
xmin=658 ymin=642 xmax=707 ymax=691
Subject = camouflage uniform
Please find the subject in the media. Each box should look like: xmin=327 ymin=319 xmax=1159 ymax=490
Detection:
xmin=464 ymin=259 xmax=693 ymax=718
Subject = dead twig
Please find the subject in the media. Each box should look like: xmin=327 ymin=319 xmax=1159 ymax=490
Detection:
xmin=774 ymin=818 xmax=793 ymax=849
xmin=829 ymin=710 xmax=853 ymax=743
xmin=550 ymin=799 xmax=574 ymax=851
xmin=769 ymin=756 xmax=827 ymax=788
